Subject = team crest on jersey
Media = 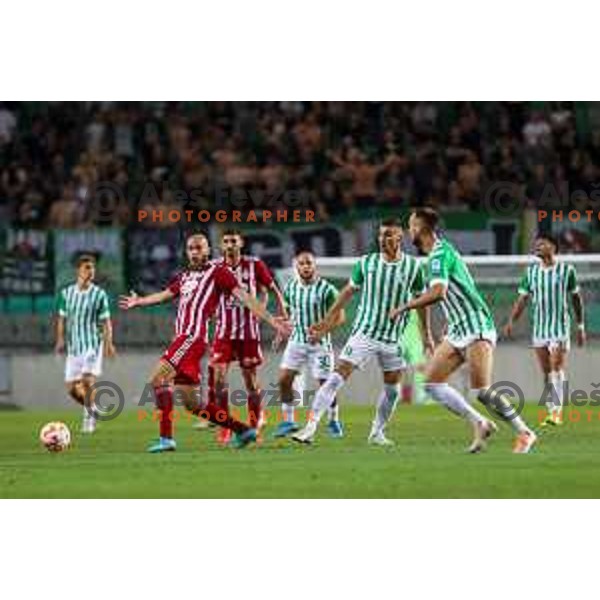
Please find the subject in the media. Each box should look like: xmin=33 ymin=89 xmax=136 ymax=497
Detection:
xmin=181 ymin=279 xmax=199 ymax=296
xmin=430 ymin=259 xmax=441 ymax=274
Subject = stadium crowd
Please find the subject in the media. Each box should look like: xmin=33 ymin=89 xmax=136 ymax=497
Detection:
xmin=0 ymin=101 xmax=599 ymax=229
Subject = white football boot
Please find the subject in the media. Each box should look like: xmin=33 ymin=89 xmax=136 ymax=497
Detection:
xmin=291 ymin=420 xmax=318 ymax=444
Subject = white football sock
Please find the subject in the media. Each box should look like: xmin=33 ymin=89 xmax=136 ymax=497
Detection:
xmin=294 ymin=371 xmax=306 ymax=408
xmin=425 ymin=383 xmax=486 ymax=423
xmin=549 ymin=370 xmax=565 ymax=418
xmin=474 ymin=388 xmax=529 ymax=434
xmin=311 ymin=372 xmax=345 ymax=424
xmin=281 ymin=374 xmax=304 ymax=423
xmin=371 ymin=383 xmax=400 ymax=436
xmin=557 ymin=370 xmax=566 ymax=408
xmin=282 ymin=401 xmax=295 ymax=423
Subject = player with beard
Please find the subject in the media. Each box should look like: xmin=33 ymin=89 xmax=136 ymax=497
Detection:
xmin=210 ymin=229 xmax=287 ymax=444
xmin=119 ymin=233 xmax=291 ymax=452
xmin=391 ymin=207 xmax=537 ymax=453
xmin=273 ymin=250 xmax=345 ymax=438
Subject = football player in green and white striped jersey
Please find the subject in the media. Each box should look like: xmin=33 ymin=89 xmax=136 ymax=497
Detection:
xmin=292 ymin=217 xmax=434 ymax=446
xmin=55 ymin=254 xmax=116 ymax=433
xmin=505 ymin=233 xmax=586 ymax=426
xmin=274 ymin=250 xmax=345 ymax=438
xmin=392 ymin=207 xmax=537 ymax=454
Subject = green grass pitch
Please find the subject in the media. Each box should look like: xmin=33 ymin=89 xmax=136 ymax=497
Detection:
xmin=1 ymin=405 xmax=600 ymax=498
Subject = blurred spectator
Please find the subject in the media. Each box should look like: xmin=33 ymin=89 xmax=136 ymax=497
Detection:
xmin=48 ymin=184 xmax=84 ymax=228
xmin=523 ymin=111 xmax=552 ymax=147
xmin=457 ymin=150 xmax=484 ymax=204
xmin=0 ymin=101 xmax=598 ymax=229
xmin=586 ymin=129 xmax=600 ymax=167
xmin=15 ymin=191 xmax=45 ymax=227
xmin=0 ymin=103 xmax=17 ymax=146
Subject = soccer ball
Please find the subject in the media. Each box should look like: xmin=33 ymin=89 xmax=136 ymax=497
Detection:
xmin=39 ymin=422 xmax=71 ymax=452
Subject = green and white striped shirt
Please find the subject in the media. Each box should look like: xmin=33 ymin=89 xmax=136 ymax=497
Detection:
xmin=284 ymin=277 xmax=338 ymax=351
xmin=56 ymin=283 xmax=111 ymax=355
xmin=425 ymin=238 xmax=495 ymax=339
xmin=517 ymin=261 xmax=579 ymax=340
xmin=350 ymin=253 xmax=424 ymax=344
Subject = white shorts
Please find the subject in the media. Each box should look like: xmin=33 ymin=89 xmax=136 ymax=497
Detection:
xmin=339 ymin=333 xmax=406 ymax=372
xmin=532 ymin=337 xmax=570 ymax=351
xmin=447 ymin=329 xmax=497 ymax=351
xmin=65 ymin=346 xmax=103 ymax=382
xmin=281 ymin=342 xmax=334 ymax=381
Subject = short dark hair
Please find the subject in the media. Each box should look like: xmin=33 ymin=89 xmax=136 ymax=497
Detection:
xmin=411 ymin=207 xmax=440 ymax=231
xmin=186 ymin=231 xmax=208 ymax=243
xmin=379 ymin=216 xmax=402 ymax=229
xmin=221 ymin=228 xmax=243 ymax=239
xmin=295 ymin=248 xmax=315 ymax=258
xmin=536 ymin=232 xmax=559 ymax=252
xmin=75 ymin=253 xmax=97 ymax=268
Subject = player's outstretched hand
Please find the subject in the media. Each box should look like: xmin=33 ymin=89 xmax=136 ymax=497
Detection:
xmin=503 ymin=321 xmax=513 ymax=338
xmin=119 ymin=290 xmax=139 ymax=310
xmin=54 ymin=340 xmax=65 ymax=355
xmin=105 ymin=341 xmax=117 ymax=357
xmin=576 ymin=328 xmax=587 ymax=347
xmin=308 ymin=321 xmax=327 ymax=344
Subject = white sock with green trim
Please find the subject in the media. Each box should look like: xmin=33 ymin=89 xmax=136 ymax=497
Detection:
xmin=425 ymin=383 xmax=486 ymax=423
xmin=549 ymin=371 xmax=565 ymax=420
xmin=311 ymin=372 xmax=345 ymax=424
xmin=370 ymin=383 xmax=400 ymax=436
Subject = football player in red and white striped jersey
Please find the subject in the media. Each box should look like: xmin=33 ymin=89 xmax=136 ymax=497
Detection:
xmin=120 ymin=233 xmax=291 ymax=452
xmin=209 ymin=229 xmax=287 ymax=443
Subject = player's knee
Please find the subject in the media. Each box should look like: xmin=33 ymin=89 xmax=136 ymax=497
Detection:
xmin=334 ymin=361 xmax=353 ymax=379
xmin=67 ymin=382 xmax=80 ymax=398
xmin=278 ymin=372 xmax=294 ymax=390
xmin=423 ymin=370 xmax=446 ymax=384
xmin=150 ymin=374 xmax=164 ymax=387
xmin=81 ymin=376 xmax=95 ymax=390
xmin=383 ymin=372 xmax=402 ymax=386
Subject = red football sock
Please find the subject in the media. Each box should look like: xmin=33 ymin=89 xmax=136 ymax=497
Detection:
xmin=217 ymin=386 xmax=229 ymax=414
xmin=193 ymin=402 xmax=249 ymax=434
xmin=155 ymin=385 xmax=174 ymax=439
xmin=207 ymin=365 xmax=216 ymax=405
xmin=248 ymin=391 xmax=262 ymax=429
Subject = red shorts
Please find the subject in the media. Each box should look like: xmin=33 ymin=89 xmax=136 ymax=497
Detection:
xmin=210 ymin=338 xmax=263 ymax=369
xmin=162 ymin=335 xmax=206 ymax=385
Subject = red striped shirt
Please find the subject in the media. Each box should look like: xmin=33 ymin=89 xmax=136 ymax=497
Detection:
xmin=214 ymin=256 xmax=274 ymax=340
xmin=168 ymin=263 xmax=238 ymax=340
